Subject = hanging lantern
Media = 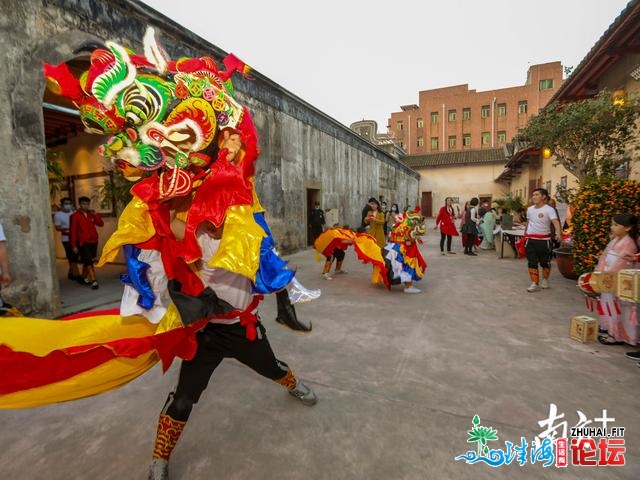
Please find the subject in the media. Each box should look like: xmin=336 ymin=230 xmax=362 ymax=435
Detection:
xmin=542 ymin=147 xmax=552 ymax=159
xmin=612 ymin=89 xmax=626 ymax=106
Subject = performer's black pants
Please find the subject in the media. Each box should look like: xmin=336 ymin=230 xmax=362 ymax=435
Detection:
xmin=440 ymin=233 xmax=452 ymax=252
xmin=325 ymin=248 xmax=345 ymax=262
xmin=163 ymin=321 xmax=289 ymax=422
xmin=525 ymin=238 xmax=552 ymax=269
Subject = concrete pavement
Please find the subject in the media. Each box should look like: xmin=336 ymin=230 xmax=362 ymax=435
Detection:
xmin=1 ymin=228 xmax=639 ymax=479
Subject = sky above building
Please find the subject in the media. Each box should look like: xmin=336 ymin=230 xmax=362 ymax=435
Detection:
xmin=141 ymin=0 xmax=630 ymax=130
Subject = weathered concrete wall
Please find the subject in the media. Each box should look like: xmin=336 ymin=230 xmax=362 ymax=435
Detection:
xmin=0 ymin=0 xmax=418 ymax=314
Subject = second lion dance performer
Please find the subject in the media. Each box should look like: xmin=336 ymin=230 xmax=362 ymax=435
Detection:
xmin=0 ymin=28 xmax=317 ymax=480
xmin=370 ymin=208 xmax=427 ymax=293
xmin=314 ymin=209 xmax=427 ymax=294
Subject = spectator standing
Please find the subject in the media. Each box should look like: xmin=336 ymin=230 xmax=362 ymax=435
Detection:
xmin=364 ymin=197 xmax=386 ymax=248
xmin=0 ymin=221 xmax=19 ymax=315
xmin=70 ymin=196 xmax=104 ymax=289
xmin=0 ymin=222 xmax=11 ymax=287
xmin=381 ymin=201 xmax=389 ymax=237
xmin=462 ymin=198 xmax=480 ymax=256
xmin=386 ymin=204 xmax=400 ymax=239
xmin=53 ymin=197 xmax=81 ymax=280
xmin=434 ymin=197 xmax=459 ymax=255
xmin=360 ymin=201 xmax=373 ymax=232
xmin=479 ymin=208 xmax=498 ymax=250
xmin=308 ymin=201 xmax=325 ymax=241
xmin=595 ymin=214 xmax=638 ymax=345
xmin=523 ymin=188 xmax=562 ymax=292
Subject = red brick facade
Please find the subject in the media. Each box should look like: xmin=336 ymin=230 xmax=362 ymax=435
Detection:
xmin=389 ymin=62 xmax=564 ymax=154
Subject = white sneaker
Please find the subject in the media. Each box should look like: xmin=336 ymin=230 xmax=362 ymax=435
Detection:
xmin=334 ymin=269 xmax=348 ymax=274
xmin=322 ymin=273 xmax=333 ymax=280
xmin=404 ymin=286 xmax=421 ymax=294
xmin=527 ymin=282 xmax=540 ymax=292
xmin=540 ymin=279 xmax=549 ymax=289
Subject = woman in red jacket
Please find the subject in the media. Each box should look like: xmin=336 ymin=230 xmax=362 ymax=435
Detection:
xmin=434 ymin=197 xmax=459 ymax=255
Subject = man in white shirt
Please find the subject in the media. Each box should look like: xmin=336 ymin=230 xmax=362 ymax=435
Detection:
xmin=524 ymin=188 xmax=562 ymax=292
xmin=53 ymin=197 xmax=80 ymax=280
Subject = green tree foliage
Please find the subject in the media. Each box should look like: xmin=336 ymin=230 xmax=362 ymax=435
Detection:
xmin=517 ymin=90 xmax=640 ymax=183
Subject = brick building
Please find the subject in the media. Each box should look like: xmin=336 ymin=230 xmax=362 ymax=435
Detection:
xmin=389 ymin=62 xmax=564 ymax=155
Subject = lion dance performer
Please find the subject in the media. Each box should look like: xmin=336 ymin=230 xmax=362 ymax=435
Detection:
xmin=371 ymin=207 xmax=427 ymax=293
xmin=314 ymin=210 xmax=426 ymax=294
xmin=0 ymin=28 xmax=318 ymax=480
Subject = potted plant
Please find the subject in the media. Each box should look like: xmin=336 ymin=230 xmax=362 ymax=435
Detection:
xmin=553 ymin=238 xmax=578 ymax=280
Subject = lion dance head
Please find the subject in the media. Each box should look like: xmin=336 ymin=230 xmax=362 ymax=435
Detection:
xmin=389 ymin=207 xmax=426 ymax=244
xmin=43 ymin=27 xmax=256 ymax=200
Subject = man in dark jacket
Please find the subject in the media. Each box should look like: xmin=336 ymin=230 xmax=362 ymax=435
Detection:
xmin=309 ymin=201 xmax=326 ymax=240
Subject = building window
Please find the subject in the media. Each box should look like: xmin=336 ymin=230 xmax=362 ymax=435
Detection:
xmin=518 ymin=101 xmax=528 ymax=114
xmin=417 ymin=136 xmax=424 ymax=147
xmin=481 ymin=132 xmax=490 ymax=145
xmin=497 ymin=131 xmax=506 ymax=144
xmin=539 ymin=79 xmax=554 ymax=91
xmin=462 ymin=134 xmax=471 ymax=147
xmin=497 ymin=103 xmax=506 ymax=116
xmin=481 ymin=105 xmax=490 ymax=118
xmin=431 ymin=112 xmax=439 ymax=124
xmin=430 ymin=137 xmax=439 ymax=150
xmin=560 ymin=176 xmax=567 ymax=189
xmin=416 ymin=118 xmax=423 ymax=128
xmin=399 ymin=141 xmax=404 ymax=149
xmin=448 ymin=109 xmax=457 ymax=122
xmin=545 ymin=180 xmax=552 ymax=193
xmin=462 ymin=108 xmax=471 ymax=120
xmin=448 ymin=135 xmax=457 ymax=149
xmin=397 ymin=121 xmax=403 ymax=130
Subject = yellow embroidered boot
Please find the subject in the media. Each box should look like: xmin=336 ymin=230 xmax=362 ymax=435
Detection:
xmin=541 ymin=267 xmax=551 ymax=289
xmin=148 ymin=413 xmax=186 ymax=480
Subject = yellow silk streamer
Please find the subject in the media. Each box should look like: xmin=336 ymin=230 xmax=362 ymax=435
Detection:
xmin=207 ymin=205 xmax=265 ymax=280
xmin=0 ymin=353 xmax=158 ymax=409
xmin=98 ymin=196 xmax=155 ymax=266
xmin=0 ymin=314 xmax=157 ymax=353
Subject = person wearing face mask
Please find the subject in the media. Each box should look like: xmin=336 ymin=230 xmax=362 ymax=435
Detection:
xmin=53 ymin=197 xmax=81 ymax=281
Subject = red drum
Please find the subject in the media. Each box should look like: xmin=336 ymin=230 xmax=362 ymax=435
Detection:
xmin=578 ymin=272 xmax=601 ymax=297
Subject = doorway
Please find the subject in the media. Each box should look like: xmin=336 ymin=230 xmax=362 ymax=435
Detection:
xmin=306 ymin=188 xmax=320 ymax=246
xmin=421 ymin=191 xmax=433 ymax=217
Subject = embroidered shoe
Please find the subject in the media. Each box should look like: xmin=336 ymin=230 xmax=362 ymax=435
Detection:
xmin=540 ymin=279 xmax=550 ymax=289
xmin=288 ymin=380 xmax=318 ymax=406
xmin=527 ymin=283 xmax=540 ymax=292
xmin=148 ymin=459 xmax=169 ymax=480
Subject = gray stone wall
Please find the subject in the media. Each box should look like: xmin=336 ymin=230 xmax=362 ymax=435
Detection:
xmin=0 ymin=0 xmax=418 ymax=315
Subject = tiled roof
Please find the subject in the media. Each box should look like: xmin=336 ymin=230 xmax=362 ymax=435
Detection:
xmin=549 ymin=0 xmax=640 ymax=103
xmin=400 ymin=147 xmax=506 ymax=169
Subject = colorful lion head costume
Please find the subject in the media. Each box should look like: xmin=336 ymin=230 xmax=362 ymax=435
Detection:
xmin=44 ymin=27 xmax=255 ymax=196
xmin=44 ymin=28 xmax=269 ymax=299
xmin=389 ymin=207 xmax=427 ymax=245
